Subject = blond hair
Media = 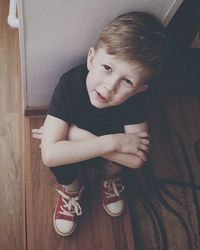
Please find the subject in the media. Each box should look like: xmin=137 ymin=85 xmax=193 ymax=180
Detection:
xmin=95 ymin=12 xmax=168 ymax=78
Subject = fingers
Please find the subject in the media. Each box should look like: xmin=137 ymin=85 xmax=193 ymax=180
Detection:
xmin=32 ymin=127 xmax=42 ymax=134
xmin=139 ymin=144 xmax=149 ymax=153
xmin=136 ymin=150 xmax=147 ymax=161
xmin=138 ymin=132 xmax=150 ymax=139
xmin=32 ymin=127 xmax=43 ymax=140
xmin=141 ymin=138 xmax=150 ymax=145
xmin=138 ymin=132 xmax=150 ymax=146
xmin=137 ymin=133 xmax=150 ymax=161
xmin=137 ymin=144 xmax=149 ymax=161
xmin=32 ymin=133 xmax=42 ymax=139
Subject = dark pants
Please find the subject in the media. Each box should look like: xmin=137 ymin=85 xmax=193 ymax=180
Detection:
xmin=50 ymin=158 xmax=105 ymax=185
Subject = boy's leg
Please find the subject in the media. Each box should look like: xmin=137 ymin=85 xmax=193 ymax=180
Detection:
xmin=50 ymin=164 xmax=81 ymax=190
xmin=101 ymin=161 xmax=125 ymax=217
xmin=49 ymin=164 xmax=84 ymax=237
xmin=104 ymin=160 xmax=123 ymax=176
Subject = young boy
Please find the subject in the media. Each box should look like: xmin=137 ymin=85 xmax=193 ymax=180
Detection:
xmin=32 ymin=11 xmax=167 ymax=237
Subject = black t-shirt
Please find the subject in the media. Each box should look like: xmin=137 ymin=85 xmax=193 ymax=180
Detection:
xmin=48 ymin=64 xmax=146 ymax=136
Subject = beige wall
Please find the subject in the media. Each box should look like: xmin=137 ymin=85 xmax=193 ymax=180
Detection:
xmin=18 ymin=0 xmax=183 ymax=108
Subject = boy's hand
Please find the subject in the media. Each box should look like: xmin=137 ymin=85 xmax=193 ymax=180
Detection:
xmin=114 ymin=132 xmax=150 ymax=161
xmin=32 ymin=126 xmax=43 ymax=140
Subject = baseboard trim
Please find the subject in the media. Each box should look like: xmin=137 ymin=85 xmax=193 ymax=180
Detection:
xmin=24 ymin=106 xmax=48 ymax=117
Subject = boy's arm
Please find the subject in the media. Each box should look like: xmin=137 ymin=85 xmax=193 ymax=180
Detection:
xmin=102 ymin=152 xmax=146 ymax=169
xmin=41 ymin=115 xmax=114 ymax=167
xmin=40 ymin=115 xmax=147 ymax=167
xmin=67 ymin=122 xmax=149 ymax=168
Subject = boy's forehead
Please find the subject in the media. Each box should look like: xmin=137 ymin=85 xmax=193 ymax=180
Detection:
xmin=97 ymin=48 xmax=137 ymax=65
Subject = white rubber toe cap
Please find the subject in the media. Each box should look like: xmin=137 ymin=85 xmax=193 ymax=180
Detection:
xmin=54 ymin=219 xmax=76 ymax=236
xmin=105 ymin=200 xmax=124 ymax=216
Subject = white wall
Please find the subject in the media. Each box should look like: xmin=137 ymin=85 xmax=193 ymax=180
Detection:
xmin=18 ymin=0 xmax=183 ymax=108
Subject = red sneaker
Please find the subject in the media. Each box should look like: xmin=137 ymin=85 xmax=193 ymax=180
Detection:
xmin=102 ymin=176 xmax=125 ymax=217
xmin=53 ymin=185 xmax=84 ymax=236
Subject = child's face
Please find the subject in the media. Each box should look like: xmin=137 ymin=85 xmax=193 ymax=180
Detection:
xmin=86 ymin=47 xmax=149 ymax=109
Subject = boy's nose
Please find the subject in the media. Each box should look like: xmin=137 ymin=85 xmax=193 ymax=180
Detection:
xmin=103 ymin=77 xmax=119 ymax=93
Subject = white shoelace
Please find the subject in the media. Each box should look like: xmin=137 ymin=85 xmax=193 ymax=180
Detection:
xmin=56 ymin=188 xmax=83 ymax=217
xmin=104 ymin=178 xmax=124 ymax=198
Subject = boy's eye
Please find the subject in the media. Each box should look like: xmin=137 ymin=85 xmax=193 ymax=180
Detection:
xmin=102 ymin=64 xmax=112 ymax=72
xmin=123 ymin=77 xmax=133 ymax=86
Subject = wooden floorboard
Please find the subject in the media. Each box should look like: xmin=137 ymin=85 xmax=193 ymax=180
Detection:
xmin=0 ymin=0 xmax=25 ymax=249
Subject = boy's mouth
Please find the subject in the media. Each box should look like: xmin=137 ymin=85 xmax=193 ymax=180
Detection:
xmin=95 ymin=90 xmax=108 ymax=103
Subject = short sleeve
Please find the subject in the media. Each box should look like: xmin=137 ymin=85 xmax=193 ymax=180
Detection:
xmin=47 ymin=74 xmax=74 ymax=124
xmin=121 ymin=93 xmax=147 ymax=125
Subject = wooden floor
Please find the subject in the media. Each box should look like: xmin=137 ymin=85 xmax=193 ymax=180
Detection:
xmin=0 ymin=0 xmax=25 ymax=249
xmin=2 ymin=0 xmax=200 ymax=249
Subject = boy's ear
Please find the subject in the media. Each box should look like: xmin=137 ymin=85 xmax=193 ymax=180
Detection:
xmin=135 ymin=84 xmax=149 ymax=94
xmin=87 ymin=47 xmax=95 ymax=70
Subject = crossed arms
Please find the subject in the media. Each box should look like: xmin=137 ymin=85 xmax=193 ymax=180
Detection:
xmin=32 ymin=115 xmax=150 ymax=169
